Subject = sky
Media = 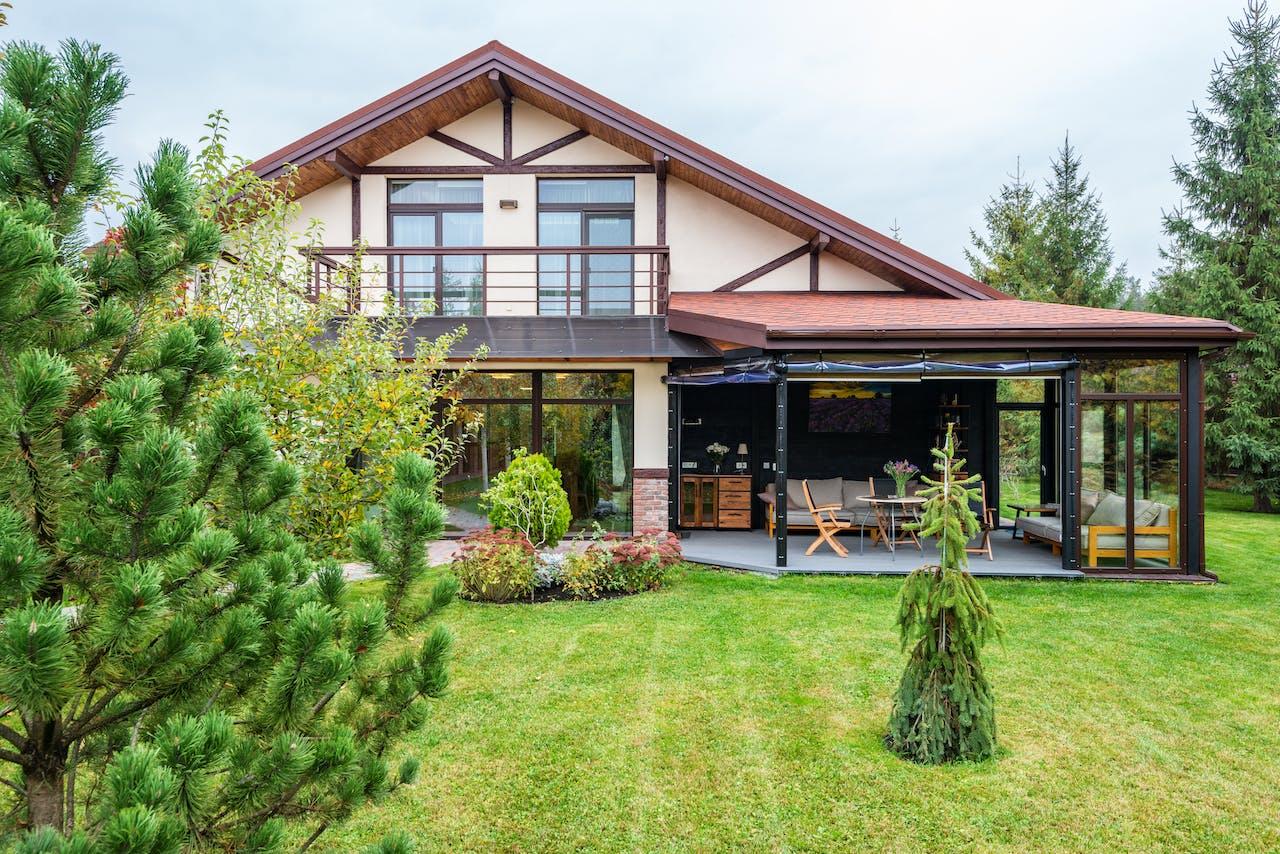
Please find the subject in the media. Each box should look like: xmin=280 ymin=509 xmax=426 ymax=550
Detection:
xmin=15 ymin=0 xmax=1248 ymax=285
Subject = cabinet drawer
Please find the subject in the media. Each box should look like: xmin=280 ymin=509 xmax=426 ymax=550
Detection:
xmin=720 ymin=477 xmax=751 ymax=490
xmin=719 ymin=491 xmax=751 ymax=510
xmin=717 ymin=509 xmax=751 ymax=529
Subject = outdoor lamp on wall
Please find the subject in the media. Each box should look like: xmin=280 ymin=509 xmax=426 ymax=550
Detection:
xmin=736 ymin=443 xmax=749 ymax=471
xmin=499 ymin=199 xmax=518 ymax=209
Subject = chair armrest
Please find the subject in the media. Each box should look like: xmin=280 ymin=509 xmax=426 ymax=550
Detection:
xmin=812 ymin=502 xmax=842 ymax=512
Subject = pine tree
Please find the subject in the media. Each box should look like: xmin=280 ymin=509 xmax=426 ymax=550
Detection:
xmin=1157 ymin=0 xmax=1280 ymax=512
xmin=1033 ymin=135 xmax=1136 ymax=307
xmin=886 ymin=426 xmax=1003 ymax=764
xmin=965 ymin=157 xmax=1046 ymax=300
xmin=0 ymin=40 xmax=455 ymax=849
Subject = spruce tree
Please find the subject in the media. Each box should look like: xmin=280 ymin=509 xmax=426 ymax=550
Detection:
xmin=1158 ymin=0 xmax=1280 ymax=511
xmin=1033 ymin=135 xmax=1136 ymax=307
xmin=965 ymin=158 xmax=1046 ymax=300
xmin=886 ymin=426 xmax=1002 ymax=764
xmin=0 ymin=40 xmax=455 ymax=849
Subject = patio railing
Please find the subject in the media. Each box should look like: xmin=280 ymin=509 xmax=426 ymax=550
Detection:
xmin=307 ymin=245 xmax=670 ymax=317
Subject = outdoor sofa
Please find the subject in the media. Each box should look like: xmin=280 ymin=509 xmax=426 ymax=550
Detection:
xmin=1017 ymin=488 xmax=1178 ymax=567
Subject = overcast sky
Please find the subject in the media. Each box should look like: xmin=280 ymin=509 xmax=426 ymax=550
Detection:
xmin=16 ymin=0 xmax=1247 ymax=284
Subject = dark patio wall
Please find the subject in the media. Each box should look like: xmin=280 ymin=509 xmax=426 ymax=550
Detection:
xmin=678 ymin=380 xmax=995 ymax=527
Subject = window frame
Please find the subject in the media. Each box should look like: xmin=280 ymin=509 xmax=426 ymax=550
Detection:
xmin=387 ymin=179 xmax=485 ymax=315
xmin=536 ymin=178 xmax=636 ymax=317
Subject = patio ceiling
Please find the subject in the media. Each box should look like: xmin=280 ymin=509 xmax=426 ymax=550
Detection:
xmin=666 ymin=292 xmax=1249 ymax=351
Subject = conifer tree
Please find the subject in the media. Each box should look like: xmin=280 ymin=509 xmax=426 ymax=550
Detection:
xmin=886 ymin=426 xmax=1002 ymax=764
xmin=1157 ymin=0 xmax=1280 ymax=511
xmin=0 ymin=39 xmax=455 ymax=849
xmin=1034 ymin=136 xmax=1136 ymax=308
xmin=965 ymin=158 xmax=1045 ymax=300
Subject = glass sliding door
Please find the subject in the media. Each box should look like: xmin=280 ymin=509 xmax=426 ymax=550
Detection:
xmin=1077 ymin=359 xmax=1183 ymax=570
xmin=537 ymin=179 xmax=635 ymax=316
xmin=388 ymin=179 xmax=483 ymax=315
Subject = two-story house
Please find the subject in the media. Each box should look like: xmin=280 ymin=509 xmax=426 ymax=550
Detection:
xmin=250 ymin=42 xmax=1243 ymax=579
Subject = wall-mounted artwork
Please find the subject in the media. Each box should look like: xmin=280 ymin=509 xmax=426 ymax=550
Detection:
xmin=806 ymin=382 xmax=892 ymax=434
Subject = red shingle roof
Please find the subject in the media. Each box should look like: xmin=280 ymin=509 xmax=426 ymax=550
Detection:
xmin=666 ymin=292 xmax=1246 ymax=349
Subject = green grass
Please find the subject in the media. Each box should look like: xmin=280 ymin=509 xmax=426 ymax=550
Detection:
xmin=319 ymin=491 xmax=1280 ymax=852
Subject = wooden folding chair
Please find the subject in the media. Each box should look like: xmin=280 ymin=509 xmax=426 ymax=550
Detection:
xmin=964 ymin=481 xmax=997 ymax=561
xmin=802 ymin=480 xmax=851 ymax=557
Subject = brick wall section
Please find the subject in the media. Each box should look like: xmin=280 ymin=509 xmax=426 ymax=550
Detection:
xmin=632 ymin=470 xmax=670 ymax=532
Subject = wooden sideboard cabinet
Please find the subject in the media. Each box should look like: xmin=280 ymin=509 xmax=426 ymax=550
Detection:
xmin=679 ymin=475 xmax=752 ymax=529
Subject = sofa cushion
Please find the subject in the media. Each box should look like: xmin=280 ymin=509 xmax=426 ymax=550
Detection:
xmin=1086 ymin=492 xmax=1128 ymax=527
xmin=1019 ymin=516 xmax=1062 ymax=543
xmin=786 ymin=478 xmax=805 ymax=510
xmin=784 ymin=509 xmax=850 ymax=526
xmin=842 ymin=479 xmax=866 ymax=511
xmin=805 ymin=477 xmax=844 ymax=509
xmin=1132 ymin=498 xmax=1163 ymax=527
xmin=1080 ymin=489 xmax=1103 ymax=520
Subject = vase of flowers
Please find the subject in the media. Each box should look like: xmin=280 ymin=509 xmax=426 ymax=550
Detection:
xmin=884 ymin=459 xmax=920 ymax=497
xmin=707 ymin=442 xmax=730 ymax=473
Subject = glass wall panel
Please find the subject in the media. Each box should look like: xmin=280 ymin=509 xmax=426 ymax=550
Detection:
xmin=1082 ymin=359 xmax=1180 ymax=394
xmin=543 ymin=371 xmax=632 ymax=399
xmin=538 ymin=178 xmax=635 ymax=204
xmin=442 ymin=403 xmax=534 ymax=533
xmin=586 ymin=214 xmax=633 ymax=316
xmin=459 ymin=372 xmax=534 ymax=400
xmin=441 ymin=211 xmax=483 ymax=316
xmin=391 ymin=214 xmax=436 ymax=312
xmin=389 ymin=179 xmax=483 ymax=204
xmin=998 ymin=408 xmax=1042 ymax=519
xmin=537 ymin=211 xmax=582 ymax=314
xmin=1080 ymin=400 xmax=1128 ymax=569
xmin=1135 ymin=400 xmax=1180 ymax=569
xmin=542 ymin=402 xmax=634 ymax=532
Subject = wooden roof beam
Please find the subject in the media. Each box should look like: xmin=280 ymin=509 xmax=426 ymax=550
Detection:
xmin=487 ymin=69 xmax=512 ymax=103
xmin=324 ymin=150 xmax=362 ymax=180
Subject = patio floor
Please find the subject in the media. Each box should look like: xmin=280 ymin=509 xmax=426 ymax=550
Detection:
xmin=679 ymin=528 xmax=1082 ymax=578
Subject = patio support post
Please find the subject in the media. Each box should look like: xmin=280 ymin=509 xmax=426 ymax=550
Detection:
xmin=1186 ymin=352 xmax=1205 ymax=575
xmin=668 ymin=381 xmax=681 ymax=532
xmin=1060 ymin=363 xmax=1081 ymax=571
xmin=774 ymin=363 xmax=789 ymax=569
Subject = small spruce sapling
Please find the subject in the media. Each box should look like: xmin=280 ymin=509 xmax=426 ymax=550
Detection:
xmin=886 ymin=424 xmax=1003 ymax=764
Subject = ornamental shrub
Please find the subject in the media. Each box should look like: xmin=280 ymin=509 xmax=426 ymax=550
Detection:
xmin=563 ymin=529 xmax=682 ymax=599
xmin=453 ymin=528 xmax=536 ymax=602
xmin=481 ymin=450 xmax=571 ymax=547
xmin=561 ymin=548 xmax=608 ymax=600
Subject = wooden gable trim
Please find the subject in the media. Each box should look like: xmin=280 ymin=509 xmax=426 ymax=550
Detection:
xmin=249 ymin=41 xmax=1005 ymax=301
xmin=512 ymin=129 xmax=590 ymax=165
xmin=714 ymin=244 xmax=811 ymax=292
xmin=427 ymin=130 xmax=502 ymax=165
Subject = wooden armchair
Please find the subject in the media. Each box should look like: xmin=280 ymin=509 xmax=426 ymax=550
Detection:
xmin=802 ymin=479 xmax=851 ymax=557
xmin=964 ymin=481 xmax=996 ymax=561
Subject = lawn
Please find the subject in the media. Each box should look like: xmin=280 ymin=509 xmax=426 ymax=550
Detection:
xmin=319 ymin=491 xmax=1280 ymax=852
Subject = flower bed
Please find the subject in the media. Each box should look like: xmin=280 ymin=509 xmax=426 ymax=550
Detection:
xmin=453 ymin=527 xmax=682 ymax=603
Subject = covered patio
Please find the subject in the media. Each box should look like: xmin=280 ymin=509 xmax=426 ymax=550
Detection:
xmin=663 ymin=292 xmax=1246 ymax=579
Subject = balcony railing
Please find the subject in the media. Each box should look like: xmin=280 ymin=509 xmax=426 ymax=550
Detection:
xmin=307 ymin=246 xmax=670 ymax=317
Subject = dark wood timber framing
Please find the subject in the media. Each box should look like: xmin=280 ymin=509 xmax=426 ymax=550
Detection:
xmin=655 ymin=153 xmax=668 ymax=244
xmin=427 ymin=131 xmax=503 ymax=165
xmin=808 ymin=232 xmax=829 ymax=291
xmin=502 ymin=99 xmax=513 ymax=163
xmin=248 ymin=41 xmax=1012 ymax=300
xmin=715 ymin=244 xmax=810 ymax=292
xmin=512 ymin=129 xmax=588 ymax=165
xmin=350 ymin=175 xmax=361 ymax=240
xmin=323 ymin=150 xmax=362 ymax=179
xmin=358 ymin=163 xmax=654 ymax=175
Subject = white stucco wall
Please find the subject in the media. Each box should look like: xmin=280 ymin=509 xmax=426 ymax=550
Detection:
xmin=288 ymin=99 xmax=899 ymax=308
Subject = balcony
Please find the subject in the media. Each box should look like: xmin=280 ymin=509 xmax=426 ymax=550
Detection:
xmin=308 ymin=246 xmax=670 ymax=317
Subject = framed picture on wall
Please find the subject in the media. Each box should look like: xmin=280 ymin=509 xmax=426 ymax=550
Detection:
xmin=806 ymin=382 xmax=892 ymax=434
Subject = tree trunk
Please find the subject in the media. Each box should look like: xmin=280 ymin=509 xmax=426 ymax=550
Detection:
xmin=1253 ymin=489 xmax=1275 ymax=513
xmin=26 ymin=768 xmax=66 ymax=832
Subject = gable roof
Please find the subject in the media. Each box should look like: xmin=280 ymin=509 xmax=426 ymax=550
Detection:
xmin=249 ymin=41 xmax=1005 ymax=301
xmin=666 ymin=292 xmax=1247 ymax=350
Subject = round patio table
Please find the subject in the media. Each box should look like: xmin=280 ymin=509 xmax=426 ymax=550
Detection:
xmin=855 ymin=495 xmax=926 ymax=559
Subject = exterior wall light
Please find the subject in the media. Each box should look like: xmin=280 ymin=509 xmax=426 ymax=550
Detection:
xmin=499 ymin=199 xmax=518 ymax=209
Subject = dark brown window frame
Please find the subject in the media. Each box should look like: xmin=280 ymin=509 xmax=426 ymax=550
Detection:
xmin=536 ymin=178 xmax=636 ymax=317
xmin=387 ymin=179 xmax=485 ymax=315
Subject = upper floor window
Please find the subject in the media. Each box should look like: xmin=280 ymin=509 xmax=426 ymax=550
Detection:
xmin=537 ymin=179 xmax=634 ymax=316
xmin=388 ymin=179 xmax=483 ymax=315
